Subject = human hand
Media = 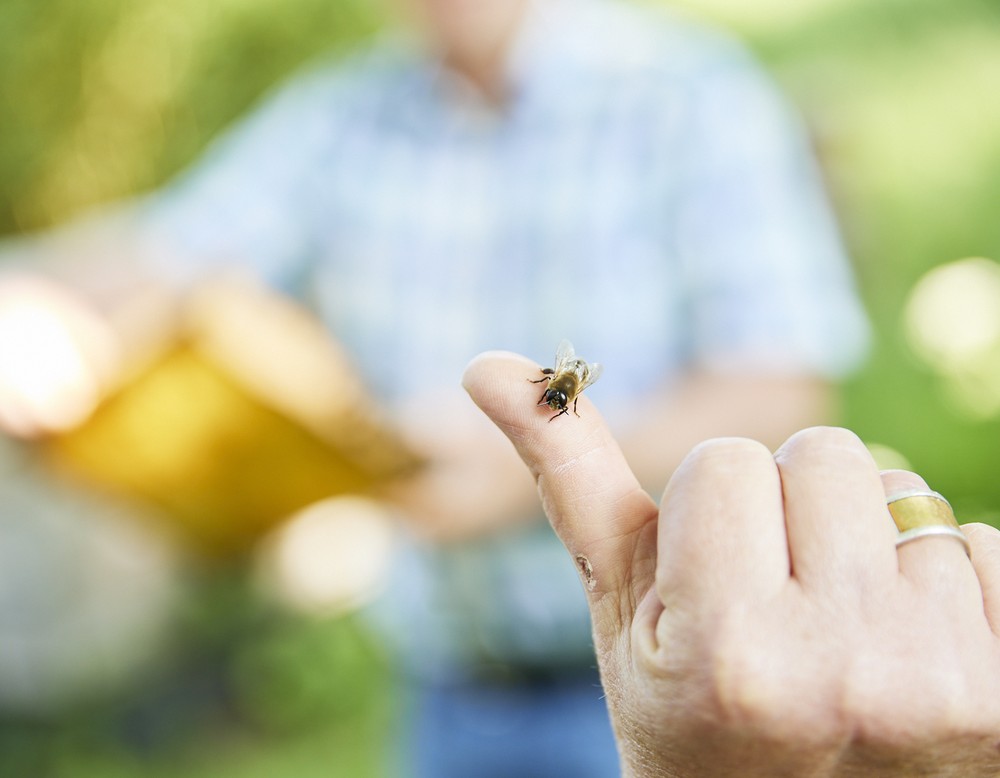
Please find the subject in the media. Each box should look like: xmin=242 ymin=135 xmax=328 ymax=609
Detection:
xmin=463 ymin=350 xmax=1000 ymax=777
xmin=0 ymin=275 xmax=120 ymax=437
xmin=383 ymin=387 xmax=540 ymax=542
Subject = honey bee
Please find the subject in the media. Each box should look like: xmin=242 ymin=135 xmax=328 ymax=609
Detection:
xmin=530 ymin=339 xmax=603 ymax=421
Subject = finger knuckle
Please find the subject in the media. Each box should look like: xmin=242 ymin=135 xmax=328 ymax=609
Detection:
xmin=776 ymin=425 xmax=869 ymax=462
xmin=681 ymin=437 xmax=773 ymax=478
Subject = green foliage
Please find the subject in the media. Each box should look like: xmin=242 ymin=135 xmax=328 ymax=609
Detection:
xmin=0 ymin=566 xmax=395 ymax=778
xmin=0 ymin=0 xmax=383 ymax=234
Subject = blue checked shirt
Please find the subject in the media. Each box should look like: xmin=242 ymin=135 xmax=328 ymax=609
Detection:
xmin=138 ymin=0 xmax=868 ymax=672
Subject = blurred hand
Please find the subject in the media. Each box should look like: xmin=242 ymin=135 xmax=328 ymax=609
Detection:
xmin=463 ymin=350 xmax=1000 ymax=777
xmin=383 ymin=387 xmax=541 ymax=542
xmin=0 ymin=275 xmax=120 ymax=437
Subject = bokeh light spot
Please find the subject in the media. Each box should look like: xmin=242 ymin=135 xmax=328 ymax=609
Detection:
xmin=865 ymin=441 xmax=912 ymax=472
xmin=256 ymin=496 xmax=395 ymax=617
xmin=904 ymin=257 xmax=1000 ymax=418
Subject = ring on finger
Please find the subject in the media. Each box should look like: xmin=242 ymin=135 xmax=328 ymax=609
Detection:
xmin=887 ymin=490 xmax=970 ymax=557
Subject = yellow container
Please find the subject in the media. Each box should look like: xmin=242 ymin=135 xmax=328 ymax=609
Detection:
xmin=43 ymin=277 xmax=420 ymax=557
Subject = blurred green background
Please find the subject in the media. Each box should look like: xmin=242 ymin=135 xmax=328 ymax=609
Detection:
xmin=1 ymin=0 xmax=999 ymax=775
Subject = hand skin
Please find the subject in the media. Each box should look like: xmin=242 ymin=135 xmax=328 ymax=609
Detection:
xmin=386 ymin=365 xmax=829 ymax=542
xmin=463 ymin=350 xmax=1000 ymax=778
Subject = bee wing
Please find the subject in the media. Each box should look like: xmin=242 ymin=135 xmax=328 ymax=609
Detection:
xmin=579 ymin=361 xmax=603 ymax=391
xmin=553 ymin=338 xmax=576 ymax=372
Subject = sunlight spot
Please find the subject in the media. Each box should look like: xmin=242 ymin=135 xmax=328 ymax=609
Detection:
xmin=905 ymin=258 xmax=1000 ymax=372
xmin=0 ymin=284 xmax=119 ymax=434
xmin=904 ymin=257 xmax=1000 ymax=419
xmin=864 ymin=442 xmax=911 ymax=472
xmin=256 ymin=496 xmax=395 ymax=616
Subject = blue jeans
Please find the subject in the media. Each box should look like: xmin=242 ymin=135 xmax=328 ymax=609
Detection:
xmin=404 ymin=669 xmax=620 ymax=778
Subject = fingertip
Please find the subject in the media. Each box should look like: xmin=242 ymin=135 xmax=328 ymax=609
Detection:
xmin=461 ymin=349 xmax=652 ymax=598
xmin=774 ymin=426 xmax=896 ymax=587
xmin=658 ymin=435 xmax=789 ymax=603
xmin=666 ymin=435 xmax=776 ymax=508
xmin=680 ymin=435 xmax=774 ymax=472
xmin=461 ymin=350 xmax=543 ymax=434
xmin=461 ymin=350 xmax=536 ymax=399
xmin=463 ymin=348 xmax=611 ymax=437
xmin=775 ymin=426 xmax=872 ymax=464
xmin=963 ymin=524 xmax=1000 ymax=630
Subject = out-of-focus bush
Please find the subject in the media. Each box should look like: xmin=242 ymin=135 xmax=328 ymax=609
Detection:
xmin=0 ymin=0 xmax=382 ymax=235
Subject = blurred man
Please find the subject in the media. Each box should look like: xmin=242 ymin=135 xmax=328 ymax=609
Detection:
xmin=0 ymin=0 xmax=868 ymax=774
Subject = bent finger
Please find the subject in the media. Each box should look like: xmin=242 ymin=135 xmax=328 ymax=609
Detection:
xmin=777 ymin=427 xmax=898 ymax=592
xmin=657 ymin=436 xmax=789 ymax=609
xmin=962 ymin=523 xmax=1000 ymax=635
xmin=882 ymin=470 xmax=981 ymax=604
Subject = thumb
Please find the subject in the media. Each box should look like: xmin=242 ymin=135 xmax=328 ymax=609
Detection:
xmin=462 ymin=350 xmax=658 ymax=600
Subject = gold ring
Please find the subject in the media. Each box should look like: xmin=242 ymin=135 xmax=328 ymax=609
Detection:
xmin=886 ymin=490 xmax=970 ymax=557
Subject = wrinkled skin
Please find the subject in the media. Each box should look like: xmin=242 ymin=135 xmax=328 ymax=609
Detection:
xmin=463 ymin=350 xmax=1000 ymax=778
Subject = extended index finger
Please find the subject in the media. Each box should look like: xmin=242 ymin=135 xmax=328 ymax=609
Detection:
xmin=462 ymin=350 xmax=658 ymax=599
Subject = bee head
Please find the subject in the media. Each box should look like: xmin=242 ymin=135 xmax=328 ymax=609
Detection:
xmin=540 ymin=388 xmax=568 ymax=411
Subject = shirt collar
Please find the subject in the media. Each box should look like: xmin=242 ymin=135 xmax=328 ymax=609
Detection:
xmin=388 ymin=0 xmax=583 ymax=134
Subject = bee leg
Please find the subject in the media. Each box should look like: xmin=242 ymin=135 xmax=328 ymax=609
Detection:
xmin=572 ymin=397 xmax=581 ymax=417
xmin=529 ymin=368 xmax=554 ymax=384
xmin=548 ymin=408 xmax=569 ymax=422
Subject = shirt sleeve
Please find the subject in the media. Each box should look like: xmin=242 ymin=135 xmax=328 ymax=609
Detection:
xmin=673 ymin=43 xmax=869 ymax=378
xmin=134 ymin=66 xmax=343 ymax=293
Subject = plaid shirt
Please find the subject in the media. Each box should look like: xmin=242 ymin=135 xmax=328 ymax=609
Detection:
xmin=140 ymin=0 xmax=868 ymax=670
